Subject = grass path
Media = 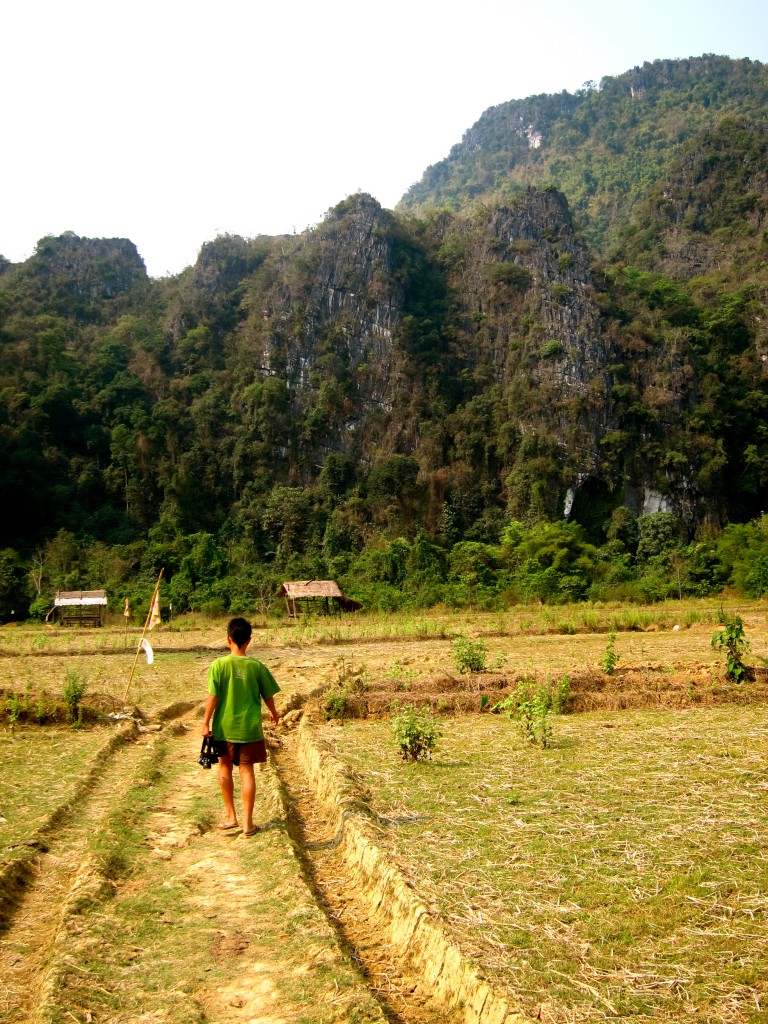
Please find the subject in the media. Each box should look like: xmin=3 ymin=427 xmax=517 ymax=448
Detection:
xmin=0 ymin=734 xmax=149 ymax=1022
xmin=0 ymin=716 xmax=394 ymax=1024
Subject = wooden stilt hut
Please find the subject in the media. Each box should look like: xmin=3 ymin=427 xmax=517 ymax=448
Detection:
xmin=278 ymin=580 xmax=362 ymax=618
xmin=53 ymin=590 xmax=108 ymax=627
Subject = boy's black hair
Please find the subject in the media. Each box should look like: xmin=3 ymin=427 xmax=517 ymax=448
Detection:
xmin=227 ymin=616 xmax=252 ymax=648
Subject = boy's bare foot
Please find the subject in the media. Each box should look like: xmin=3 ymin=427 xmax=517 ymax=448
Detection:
xmin=242 ymin=826 xmax=259 ymax=837
xmin=217 ymin=821 xmax=239 ymax=830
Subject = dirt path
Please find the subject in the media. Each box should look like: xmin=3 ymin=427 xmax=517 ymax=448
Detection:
xmin=2 ymin=715 xmax=437 ymax=1024
xmin=127 ymin=722 xmax=390 ymax=1024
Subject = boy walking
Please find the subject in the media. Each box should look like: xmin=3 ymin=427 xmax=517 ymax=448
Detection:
xmin=202 ymin=617 xmax=280 ymax=836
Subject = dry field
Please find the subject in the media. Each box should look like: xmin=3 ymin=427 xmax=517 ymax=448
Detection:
xmin=1 ymin=600 xmax=767 ymax=1023
xmin=324 ymin=708 xmax=768 ymax=1022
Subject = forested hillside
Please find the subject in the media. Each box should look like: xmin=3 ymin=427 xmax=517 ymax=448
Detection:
xmin=2 ymin=55 xmax=768 ymax=619
xmin=399 ymin=55 xmax=768 ymax=254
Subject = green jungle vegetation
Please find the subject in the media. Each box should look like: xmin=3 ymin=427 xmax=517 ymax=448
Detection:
xmin=2 ymin=55 xmax=768 ymax=620
xmin=400 ymin=54 xmax=768 ymax=253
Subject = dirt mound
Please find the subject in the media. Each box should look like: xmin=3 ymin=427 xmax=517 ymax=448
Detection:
xmin=566 ymin=664 xmax=768 ymax=711
xmin=314 ymin=664 xmax=768 ymax=723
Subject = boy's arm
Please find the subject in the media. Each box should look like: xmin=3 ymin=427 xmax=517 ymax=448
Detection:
xmin=202 ymin=693 xmax=218 ymax=736
xmin=264 ymin=695 xmax=280 ymax=726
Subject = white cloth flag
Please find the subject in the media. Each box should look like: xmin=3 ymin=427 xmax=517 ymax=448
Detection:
xmin=139 ymin=637 xmax=154 ymax=665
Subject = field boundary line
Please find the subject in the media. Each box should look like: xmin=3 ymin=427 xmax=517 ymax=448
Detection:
xmin=293 ymin=720 xmax=531 ymax=1024
xmin=0 ymin=644 xmax=220 ymax=659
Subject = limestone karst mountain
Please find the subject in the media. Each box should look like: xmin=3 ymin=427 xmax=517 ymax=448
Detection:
xmin=1 ymin=55 xmax=767 ymax=575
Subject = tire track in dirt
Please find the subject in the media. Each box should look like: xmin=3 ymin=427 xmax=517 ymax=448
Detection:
xmin=128 ymin=723 xmax=390 ymax=1024
xmin=0 ymin=731 xmax=149 ymax=1023
xmin=272 ymin=729 xmax=469 ymax=1024
xmin=2 ymin=710 xmax=409 ymax=1024
xmin=114 ymin=720 xmax=456 ymax=1024
xmin=19 ymin=719 xmax=391 ymax=1024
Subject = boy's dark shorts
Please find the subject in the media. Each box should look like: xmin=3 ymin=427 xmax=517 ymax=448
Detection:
xmin=213 ymin=739 xmax=267 ymax=766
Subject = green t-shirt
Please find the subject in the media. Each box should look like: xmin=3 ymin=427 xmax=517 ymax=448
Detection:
xmin=207 ymin=654 xmax=280 ymax=743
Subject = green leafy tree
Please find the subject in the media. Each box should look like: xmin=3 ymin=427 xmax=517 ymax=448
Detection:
xmin=262 ymin=487 xmax=317 ymax=561
xmin=168 ymin=532 xmax=227 ymax=612
xmin=505 ymin=434 xmax=563 ymax=522
xmin=0 ymin=549 xmax=24 ymax=621
xmin=506 ymin=520 xmax=601 ymax=603
xmin=366 ymin=455 xmax=422 ymax=533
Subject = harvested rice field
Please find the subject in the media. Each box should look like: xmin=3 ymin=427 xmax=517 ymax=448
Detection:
xmin=323 ymin=706 xmax=768 ymax=1021
xmin=1 ymin=601 xmax=767 ymax=1023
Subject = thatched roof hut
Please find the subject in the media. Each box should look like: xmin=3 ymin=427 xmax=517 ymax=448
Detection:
xmin=53 ymin=590 xmax=108 ymax=626
xmin=278 ymin=581 xmax=362 ymax=617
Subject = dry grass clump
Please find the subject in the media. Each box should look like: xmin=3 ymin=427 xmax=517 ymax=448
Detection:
xmin=0 ymin=729 xmax=111 ymax=863
xmin=325 ymin=707 xmax=768 ymax=1022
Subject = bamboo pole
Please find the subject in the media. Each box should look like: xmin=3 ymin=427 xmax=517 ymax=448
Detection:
xmin=122 ymin=569 xmax=164 ymax=702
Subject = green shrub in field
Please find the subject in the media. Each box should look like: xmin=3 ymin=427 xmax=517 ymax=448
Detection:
xmin=332 ymin=656 xmax=369 ymax=694
xmin=34 ymin=690 xmax=49 ymax=724
xmin=548 ymin=675 xmax=571 ymax=714
xmin=5 ymin=692 xmax=22 ymax=729
xmin=322 ymin=684 xmax=351 ymax=720
xmin=387 ymin=659 xmax=419 ymax=686
xmin=601 ymin=628 xmax=620 ymax=674
xmin=711 ymin=614 xmax=750 ymax=682
xmin=63 ymin=669 xmax=87 ymax=725
xmin=519 ymin=690 xmax=553 ymax=748
xmin=392 ymin=703 xmax=441 ymax=761
xmin=453 ymin=637 xmax=487 ymax=673
xmin=492 ymin=676 xmax=570 ymax=748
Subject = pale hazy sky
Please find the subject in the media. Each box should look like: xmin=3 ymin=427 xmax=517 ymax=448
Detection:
xmin=3 ymin=0 xmax=768 ymax=277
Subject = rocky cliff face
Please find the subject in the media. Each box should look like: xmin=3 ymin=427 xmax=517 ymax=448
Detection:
xmin=13 ymin=233 xmax=147 ymax=316
xmin=434 ymin=189 xmax=612 ymax=484
xmin=265 ymin=194 xmax=402 ymax=401
xmin=173 ymin=188 xmax=740 ymax=527
xmin=223 ymin=195 xmax=411 ymax=471
xmin=193 ymin=189 xmax=618 ymax=521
